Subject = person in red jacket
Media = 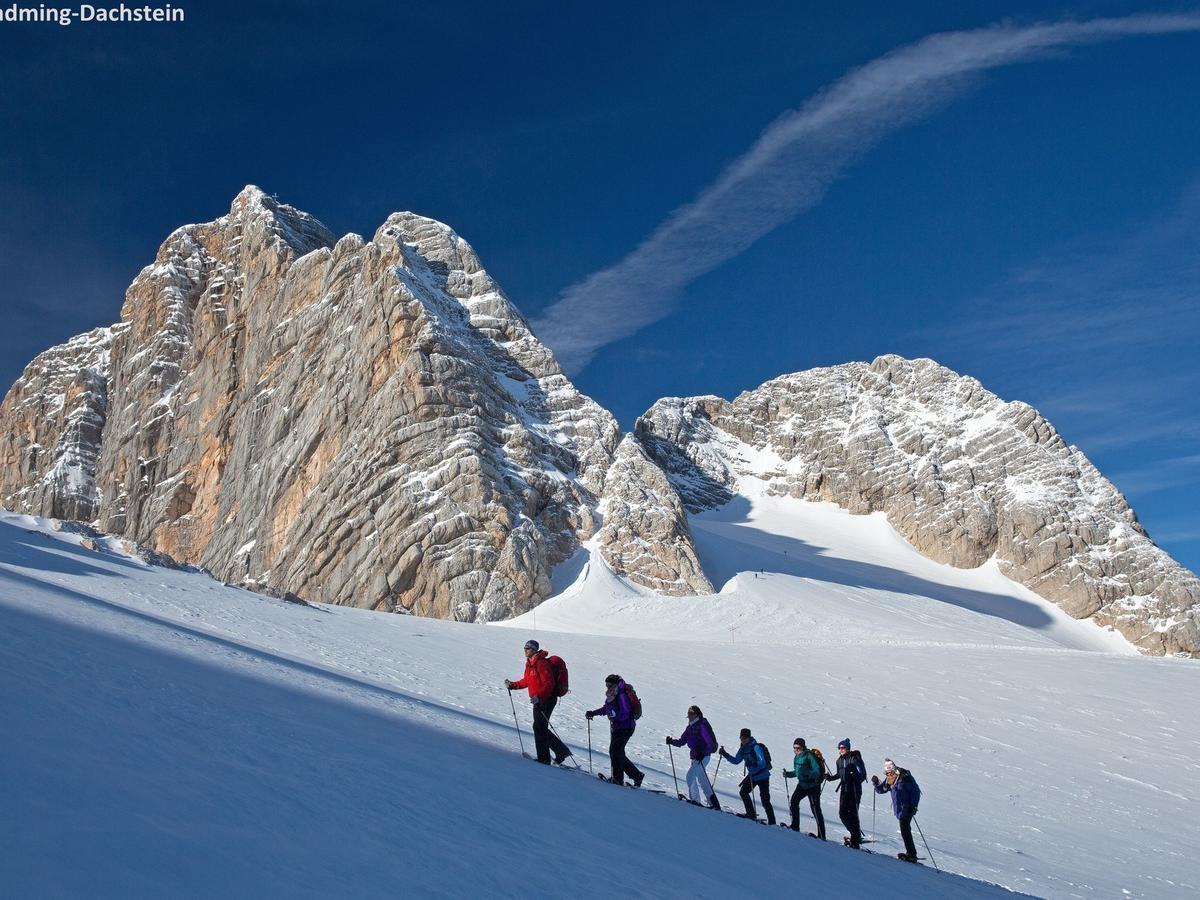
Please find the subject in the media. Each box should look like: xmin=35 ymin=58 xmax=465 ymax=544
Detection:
xmin=505 ymin=640 xmax=572 ymax=765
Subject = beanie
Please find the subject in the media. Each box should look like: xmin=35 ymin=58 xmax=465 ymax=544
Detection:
xmin=523 ymin=639 xmax=539 ymax=652
xmin=838 ymin=738 xmax=851 ymax=750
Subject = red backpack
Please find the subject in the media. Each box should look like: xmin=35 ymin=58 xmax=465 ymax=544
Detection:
xmin=547 ymin=655 xmax=569 ymax=697
xmin=625 ymin=683 xmax=643 ymax=720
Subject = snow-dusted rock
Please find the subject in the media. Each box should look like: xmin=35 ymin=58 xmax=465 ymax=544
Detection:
xmin=0 ymin=326 xmax=116 ymax=521
xmin=636 ymin=355 xmax=1200 ymax=657
xmin=596 ymin=435 xmax=713 ymax=595
xmin=0 ymin=188 xmax=701 ymax=620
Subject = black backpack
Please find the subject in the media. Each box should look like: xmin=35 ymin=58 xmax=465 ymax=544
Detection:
xmin=848 ymin=750 xmax=867 ymax=784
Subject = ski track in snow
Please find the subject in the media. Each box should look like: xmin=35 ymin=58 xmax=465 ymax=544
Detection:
xmin=1 ymin=495 xmax=1197 ymax=899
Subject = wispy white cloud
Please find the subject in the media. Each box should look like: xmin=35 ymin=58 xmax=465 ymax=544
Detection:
xmin=932 ymin=179 xmax=1200 ymax=363
xmin=533 ymin=13 xmax=1200 ymax=374
xmin=1110 ymin=454 xmax=1200 ymax=496
xmin=920 ymin=178 xmax=1200 ymax=456
xmin=1152 ymin=528 xmax=1200 ymax=543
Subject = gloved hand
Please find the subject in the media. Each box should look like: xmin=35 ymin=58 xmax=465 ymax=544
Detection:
xmin=664 ymin=736 xmax=672 ymax=744
xmin=825 ymin=773 xmax=834 ymax=781
xmin=871 ymin=775 xmax=879 ymax=785
xmin=781 ymin=769 xmax=792 ymax=778
xmin=585 ymin=711 xmax=594 ymax=719
xmin=718 ymin=745 xmax=726 ymax=755
xmin=504 ymin=679 xmax=513 ymax=690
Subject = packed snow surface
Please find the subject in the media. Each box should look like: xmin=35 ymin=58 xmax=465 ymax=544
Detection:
xmin=1 ymin=493 xmax=1196 ymax=898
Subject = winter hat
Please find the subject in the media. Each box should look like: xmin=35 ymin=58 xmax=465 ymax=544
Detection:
xmin=605 ymin=673 xmax=620 ymax=685
xmin=883 ymin=758 xmax=897 ymax=774
xmin=687 ymin=705 xmax=702 ymax=719
xmin=739 ymin=728 xmax=752 ymax=740
xmin=838 ymin=738 xmax=851 ymax=750
xmin=524 ymin=639 xmax=539 ymax=652
xmin=793 ymin=737 xmax=807 ymax=749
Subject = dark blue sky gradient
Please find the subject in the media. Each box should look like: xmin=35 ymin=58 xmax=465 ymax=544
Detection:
xmin=1 ymin=1 xmax=1197 ymax=570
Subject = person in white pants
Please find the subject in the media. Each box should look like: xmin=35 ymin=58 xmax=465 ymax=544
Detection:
xmin=666 ymin=705 xmax=721 ymax=810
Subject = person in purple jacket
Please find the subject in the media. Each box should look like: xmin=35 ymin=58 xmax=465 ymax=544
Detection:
xmin=586 ymin=674 xmax=644 ymax=786
xmin=666 ymin=705 xmax=721 ymax=809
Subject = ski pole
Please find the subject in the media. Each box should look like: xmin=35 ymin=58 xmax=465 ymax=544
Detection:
xmin=543 ymin=709 xmax=582 ymax=768
xmin=871 ymin=790 xmax=876 ymax=843
xmin=587 ymin=717 xmax=593 ymax=775
xmin=507 ymin=689 xmax=526 ymax=758
xmin=668 ymin=744 xmax=680 ymax=797
xmin=914 ymin=817 xmax=939 ymax=872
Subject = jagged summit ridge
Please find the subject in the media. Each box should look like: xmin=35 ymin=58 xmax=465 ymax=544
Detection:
xmin=2 ymin=190 xmax=1196 ymax=656
xmin=636 ymin=355 xmax=1200 ymax=656
xmin=0 ymin=187 xmax=707 ymax=619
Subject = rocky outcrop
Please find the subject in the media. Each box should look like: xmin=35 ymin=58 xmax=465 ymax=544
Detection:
xmin=0 ymin=326 xmax=116 ymax=521
xmin=596 ymin=435 xmax=713 ymax=595
xmin=0 ymin=187 xmax=702 ymax=619
xmin=637 ymin=355 xmax=1200 ymax=657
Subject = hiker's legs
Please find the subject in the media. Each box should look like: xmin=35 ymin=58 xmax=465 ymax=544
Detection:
xmin=806 ymin=787 xmax=826 ymax=839
xmin=757 ymin=779 xmax=775 ymax=825
xmin=738 ymin=776 xmax=756 ymax=817
xmin=536 ymin=697 xmax=570 ymax=762
xmin=839 ymin=789 xmax=862 ymax=845
xmin=610 ymin=727 xmax=638 ymax=784
xmin=899 ymin=814 xmax=918 ymax=858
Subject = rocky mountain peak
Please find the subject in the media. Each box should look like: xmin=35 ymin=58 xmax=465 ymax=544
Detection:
xmin=636 ymin=355 xmax=1199 ymax=656
xmin=2 ymin=193 xmax=1196 ymax=656
xmin=0 ymin=189 xmax=702 ymax=620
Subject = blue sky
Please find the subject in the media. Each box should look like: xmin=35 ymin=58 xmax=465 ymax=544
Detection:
xmin=1 ymin=1 xmax=1197 ymax=571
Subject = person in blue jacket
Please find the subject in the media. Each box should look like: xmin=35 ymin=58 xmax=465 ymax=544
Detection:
xmin=720 ymin=728 xmax=775 ymax=825
xmin=872 ymin=758 xmax=922 ymax=861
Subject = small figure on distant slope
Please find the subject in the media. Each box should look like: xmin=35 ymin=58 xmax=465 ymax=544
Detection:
xmin=721 ymin=728 xmax=776 ymax=825
xmin=782 ymin=737 xmax=825 ymax=838
xmin=872 ymin=758 xmax=922 ymax=862
xmin=505 ymin=640 xmax=572 ymax=766
xmin=587 ymin=674 xmax=644 ymax=787
xmin=666 ymin=706 xmax=721 ymax=809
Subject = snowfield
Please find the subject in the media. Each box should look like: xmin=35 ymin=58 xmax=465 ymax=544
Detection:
xmin=1 ymin=492 xmax=1196 ymax=899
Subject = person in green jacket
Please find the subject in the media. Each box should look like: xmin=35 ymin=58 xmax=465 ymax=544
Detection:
xmin=782 ymin=737 xmax=826 ymax=839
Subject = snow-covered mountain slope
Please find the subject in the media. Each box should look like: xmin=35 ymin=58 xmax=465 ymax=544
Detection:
xmin=3 ymin=508 xmax=1196 ymax=898
xmin=516 ymin=479 xmax=1134 ymax=654
xmin=637 ymin=356 xmax=1200 ymax=656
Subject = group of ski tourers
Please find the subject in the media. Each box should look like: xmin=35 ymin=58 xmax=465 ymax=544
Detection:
xmin=505 ymin=640 xmax=928 ymax=864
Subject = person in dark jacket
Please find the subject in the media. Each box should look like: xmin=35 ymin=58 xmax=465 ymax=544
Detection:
xmin=586 ymin=674 xmax=644 ymax=787
xmin=666 ymin=706 xmax=720 ymax=809
xmin=826 ymin=738 xmax=867 ymax=847
xmin=720 ymin=728 xmax=775 ymax=825
xmin=504 ymin=640 xmax=571 ymax=766
xmin=782 ymin=737 xmax=825 ymax=838
xmin=872 ymin=758 xmax=921 ymax=861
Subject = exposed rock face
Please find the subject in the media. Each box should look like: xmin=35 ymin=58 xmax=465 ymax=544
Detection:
xmin=5 ymin=191 xmax=1197 ymax=656
xmin=0 ymin=327 xmax=116 ymax=521
xmin=637 ymin=355 xmax=1200 ymax=657
xmin=595 ymin=435 xmax=713 ymax=595
xmin=0 ymin=187 xmax=700 ymax=620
